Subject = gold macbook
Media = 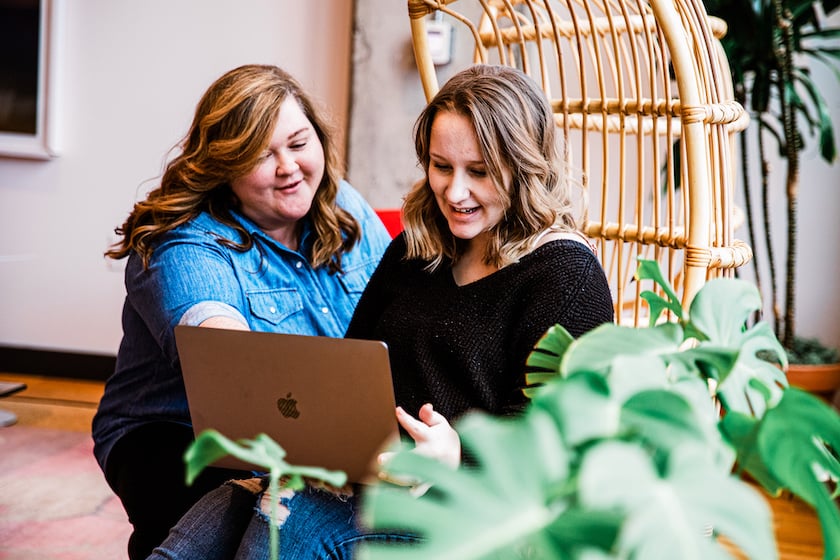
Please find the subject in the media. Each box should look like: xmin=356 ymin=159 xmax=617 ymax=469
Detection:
xmin=175 ymin=325 xmax=398 ymax=483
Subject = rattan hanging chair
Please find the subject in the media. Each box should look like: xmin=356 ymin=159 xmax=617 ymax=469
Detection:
xmin=407 ymin=0 xmax=752 ymax=325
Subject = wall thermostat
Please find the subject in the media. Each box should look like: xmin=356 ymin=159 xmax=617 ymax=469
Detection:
xmin=426 ymin=15 xmax=454 ymax=66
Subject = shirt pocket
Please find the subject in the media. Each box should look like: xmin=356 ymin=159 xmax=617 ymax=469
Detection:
xmin=246 ymin=288 xmax=303 ymax=327
xmin=337 ymin=260 xmax=376 ymax=296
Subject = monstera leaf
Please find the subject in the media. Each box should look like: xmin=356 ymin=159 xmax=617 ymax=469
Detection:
xmin=578 ymin=441 xmax=776 ymax=559
xmin=721 ymin=388 xmax=840 ymax=560
xmin=359 ymin=408 xmax=591 ymax=560
xmin=686 ymin=278 xmax=788 ymax=415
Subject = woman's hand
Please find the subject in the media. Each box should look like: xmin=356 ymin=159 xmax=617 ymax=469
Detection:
xmin=382 ymin=404 xmax=461 ymax=469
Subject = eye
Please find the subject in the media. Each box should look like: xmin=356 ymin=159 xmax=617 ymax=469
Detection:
xmin=469 ymin=168 xmax=488 ymax=178
xmin=431 ymin=161 xmax=452 ymax=172
xmin=290 ymin=141 xmax=307 ymax=151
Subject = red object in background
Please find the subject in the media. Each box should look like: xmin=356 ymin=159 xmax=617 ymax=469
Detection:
xmin=375 ymin=209 xmax=403 ymax=238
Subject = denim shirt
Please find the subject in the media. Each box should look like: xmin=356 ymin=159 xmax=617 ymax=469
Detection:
xmin=92 ymin=181 xmax=392 ymax=472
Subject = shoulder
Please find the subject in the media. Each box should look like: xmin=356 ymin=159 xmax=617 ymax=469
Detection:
xmin=374 ymin=233 xmax=409 ymax=267
xmin=335 ymin=180 xmax=373 ymax=217
xmin=516 ymin=239 xmax=612 ymax=297
xmin=527 ymin=238 xmax=601 ymax=269
xmin=176 ymin=211 xmax=240 ymax=239
xmin=336 ymin=180 xmax=393 ymax=253
xmin=150 ymin=212 xmax=245 ymax=257
xmin=535 ymin=229 xmax=596 ymax=253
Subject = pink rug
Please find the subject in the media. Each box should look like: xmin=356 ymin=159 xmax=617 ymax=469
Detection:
xmin=0 ymin=425 xmax=132 ymax=559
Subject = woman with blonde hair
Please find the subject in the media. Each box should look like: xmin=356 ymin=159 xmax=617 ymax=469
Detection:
xmin=92 ymin=64 xmax=391 ymax=560
xmin=150 ymin=63 xmax=613 ymax=559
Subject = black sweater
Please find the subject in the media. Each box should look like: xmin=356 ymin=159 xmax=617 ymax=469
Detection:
xmin=345 ymin=234 xmax=614 ymax=421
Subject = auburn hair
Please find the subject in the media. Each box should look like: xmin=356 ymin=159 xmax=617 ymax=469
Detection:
xmin=106 ymin=64 xmax=359 ymax=273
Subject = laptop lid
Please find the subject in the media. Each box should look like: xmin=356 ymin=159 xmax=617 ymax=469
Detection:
xmin=175 ymin=325 xmax=398 ymax=484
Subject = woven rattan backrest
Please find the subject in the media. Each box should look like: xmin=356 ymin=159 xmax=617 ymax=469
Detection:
xmin=407 ymin=0 xmax=752 ymax=325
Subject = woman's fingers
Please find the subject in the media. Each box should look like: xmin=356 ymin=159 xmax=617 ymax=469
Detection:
xmin=418 ymin=403 xmax=448 ymax=427
xmin=393 ymin=404 xmax=461 ymax=469
xmin=395 ymin=406 xmax=428 ymax=439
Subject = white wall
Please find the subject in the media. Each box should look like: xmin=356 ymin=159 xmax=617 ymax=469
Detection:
xmin=2 ymin=0 xmax=838 ymax=358
xmin=0 ymin=0 xmax=353 ymax=355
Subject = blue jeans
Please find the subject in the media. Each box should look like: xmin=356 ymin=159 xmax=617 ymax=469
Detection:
xmin=149 ymin=479 xmax=416 ymax=559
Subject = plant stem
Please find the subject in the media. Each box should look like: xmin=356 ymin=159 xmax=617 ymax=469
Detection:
xmin=774 ymin=0 xmax=799 ymax=349
xmin=737 ymin=86 xmax=762 ymax=323
xmin=757 ymin=120 xmax=780 ymax=337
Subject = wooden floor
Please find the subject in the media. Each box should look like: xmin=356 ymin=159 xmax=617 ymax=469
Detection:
xmin=0 ymin=372 xmax=104 ymax=432
xmin=0 ymin=372 xmax=828 ymax=559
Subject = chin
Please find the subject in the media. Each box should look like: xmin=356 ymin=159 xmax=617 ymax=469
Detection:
xmin=448 ymin=226 xmax=482 ymax=241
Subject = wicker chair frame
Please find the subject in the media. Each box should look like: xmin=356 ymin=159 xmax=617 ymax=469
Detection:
xmin=407 ymin=0 xmax=752 ymax=325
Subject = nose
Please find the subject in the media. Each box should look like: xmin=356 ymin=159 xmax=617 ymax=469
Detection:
xmin=275 ymin=152 xmax=299 ymax=176
xmin=445 ymin=171 xmax=470 ymax=204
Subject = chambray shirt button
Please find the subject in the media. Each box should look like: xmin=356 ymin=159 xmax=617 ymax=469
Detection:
xmin=269 ymin=306 xmax=276 ymax=314
xmin=321 ymin=307 xmax=329 ymax=314
xmin=295 ymin=261 xmax=303 ymax=269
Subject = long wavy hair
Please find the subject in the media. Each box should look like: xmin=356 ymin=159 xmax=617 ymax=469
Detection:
xmin=402 ymin=64 xmax=576 ymax=271
xmin=106 ymin=64 xmax=359 ymax=273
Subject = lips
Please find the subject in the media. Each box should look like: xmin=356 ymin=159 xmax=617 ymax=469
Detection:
xmin=277 ymin=179 xmax=302 ymax=191
xmin=452 ymin=206 xmax=478 ymax=214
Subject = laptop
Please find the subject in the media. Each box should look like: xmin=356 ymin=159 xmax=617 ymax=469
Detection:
xmin=175 ymin=325 xmax=399 ymax=484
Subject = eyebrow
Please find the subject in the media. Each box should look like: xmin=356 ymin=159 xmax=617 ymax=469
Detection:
xmin=288 ymin=127 xmax=310 ymax=140
xmin=429 ymin=151 xmax=485 ymax=165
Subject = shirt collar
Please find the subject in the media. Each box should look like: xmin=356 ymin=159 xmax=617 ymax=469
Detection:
xmin=230 ymin=209 xmax=314 ymax=255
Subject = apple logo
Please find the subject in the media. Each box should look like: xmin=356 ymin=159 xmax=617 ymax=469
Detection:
xmin=276 ymin=392 xmax=300 ymax=419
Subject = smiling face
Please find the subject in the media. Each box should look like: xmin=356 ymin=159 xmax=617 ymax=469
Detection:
xmin=427 ymin=110 xmax=510 ymax=248
xmin=230 ymin=96 xmax=325 ymax=249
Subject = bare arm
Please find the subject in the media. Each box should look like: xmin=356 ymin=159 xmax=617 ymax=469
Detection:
xmin=198 ymin=316 xmax=249 ymax=331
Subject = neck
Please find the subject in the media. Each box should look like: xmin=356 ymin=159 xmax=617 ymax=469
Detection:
xmin=452 ymin=241 xmax=497 ymax=286
xmin=266 ymin=224 xmax=301 ymax=251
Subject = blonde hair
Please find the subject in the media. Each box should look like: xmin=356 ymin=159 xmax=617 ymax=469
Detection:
xmin=106 ymin=64 xmax=359 ymax=273
xmin=402 ymin=64 xmax=576 ymax=270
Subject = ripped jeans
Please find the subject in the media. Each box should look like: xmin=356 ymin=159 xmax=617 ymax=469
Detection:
xmin=148 ymin=478 xmax=416 ymax=559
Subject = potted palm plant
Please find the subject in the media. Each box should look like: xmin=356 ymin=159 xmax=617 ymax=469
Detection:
xmin=704 ymin=0 xmax=840 ymax=395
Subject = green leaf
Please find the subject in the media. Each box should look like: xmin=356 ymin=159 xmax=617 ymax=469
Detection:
xmin=670 ymin=346 xmax=739 ymax=384
xmin=719 ymin=411 xmax=786 ymax=495
xmin=687 ymin=278 xmax=762 ymax=344
xmin=620 ymin=389 xmax=713 ymax=456
xmin=562 ymin=322 xmax=683 ymax=376
xmin=524 ymin=324 xmax=575 ymax=397
xmin=792 ymin=66 xmax=837 ymax=161
xmin=681 ymin=279 xmax=788 ymax=417
xmin=713 ymin=328 xmax=787 ymax=417
xmin=183 ymin=429 xmax=246 ymax=485
xmin=533 ymin=371 xmax=618 ymax=447
xmin=184 ymin=430 xmax=348 ymax=488
xmin=359 ymin=409 xmax=578 ymax=560
xmin=635 ymin=259 xmax=684 ymax=323
xmin=604 ymin=354 xmax=672 ymax=400
xmin=528 ymin=324 xmax=575 ymax=368
xmin=756 ymin=389 xmax=840 ymax=559
xmin=577 ymin=441 xmax=776 ymax=560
